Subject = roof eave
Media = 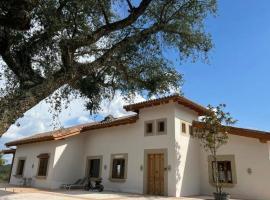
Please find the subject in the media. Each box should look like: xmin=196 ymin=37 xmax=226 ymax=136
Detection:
xmin=5 ymin=135 xmax=55 ymax=147
xmin=82 ymin=115 xmax=139 ymax=132
xmin=5 ymin=115 xmax=139 ymax=147
xmin=192 ymin=121 xmax=270 ymax=143
xmin=0 ymin=148 xmax=16 ymax=154
xmin=124 ymin=95 xmax=208 ymax=116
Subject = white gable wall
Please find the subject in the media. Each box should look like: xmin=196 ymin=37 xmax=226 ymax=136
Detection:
xmin=10 ymin=141 xmax=56 ymax=188
xmin=200 ymin=135 xmax=270 ymax=200
xmin=10 ymin=135 xmax=85 ymax=189
xmin=174 ymin=103 xmax=201 ymax=197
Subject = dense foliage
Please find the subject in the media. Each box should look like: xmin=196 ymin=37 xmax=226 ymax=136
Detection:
xmin=0 ymin=0 xmax=216 ymax=135
xmin=0 ymin=0 xmax=36 ymax=30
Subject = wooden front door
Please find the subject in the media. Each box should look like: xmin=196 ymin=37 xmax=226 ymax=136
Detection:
xmin=147 ymin=153 xmax=165 ymax=195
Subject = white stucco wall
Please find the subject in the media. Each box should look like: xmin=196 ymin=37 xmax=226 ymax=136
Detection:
xmin=174 ymin=104 xmax=201 ymax=197
xmin=10 ymin=136 xmax=85 ymax=189
xmin=9 ymin=101 xmax=270 ymax=200
xmin=82 ymin=103 xmax=177 ymax=195
xmin=200 ymin=135 xmax=270 ymax=200
xmin=10 ymin=102 xmax=179 ymax=195
xmin=49 ymin=135 xmax=85 ymax=188
xmin=10 ymin=141 xmax=56 ymax=188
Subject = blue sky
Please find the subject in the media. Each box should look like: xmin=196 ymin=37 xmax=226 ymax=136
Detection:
xmin=171 ymin=0 xmax=270 ymax=131
xmin=1 ymin=0 xmax=270 ymax=161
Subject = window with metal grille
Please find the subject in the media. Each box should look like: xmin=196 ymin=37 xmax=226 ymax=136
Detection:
xmin=89 ymin=159 xmax=101 ymax=178
xmin=16 ymin=159 xmax=25 ymax=176
xmin=37 ymin=156 xmax=49 ymax=177
xmin=212 ymin=161 xmax=233 ymax=184
xmin=112 ymin=158 xmax=125 ymax=179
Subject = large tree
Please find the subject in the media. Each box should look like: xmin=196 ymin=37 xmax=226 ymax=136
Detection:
xmin=0 ymin=0 xmax=216 ymax=135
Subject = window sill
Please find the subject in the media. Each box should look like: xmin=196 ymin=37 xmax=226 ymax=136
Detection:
xmin=144 ymin=133 xmax=155 ymax=136
xmin=109 ymin=178 xmax=126 ymax=182
xmin=145 ymin=132 xmax=167 ymax=136
xmin=13 ymin=175 xmax=23 ymax=178
xmin=89 ymin=177 xmax=102 ymax=181
xmin=181 ymin=132 xmax=189 ymax=136
xmin=209 ymin=182 xmax=236 ymax=188
xmin=156 ymin=131 xmax=166 ymax=135
xmin=35 ymin=176 xmax=47 ymax=179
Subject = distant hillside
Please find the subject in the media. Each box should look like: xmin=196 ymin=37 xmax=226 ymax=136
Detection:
xmin=0 ymin=164 xmax=11 ymax=182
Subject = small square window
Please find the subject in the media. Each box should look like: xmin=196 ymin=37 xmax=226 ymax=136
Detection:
xmin=146 ymin=123 xmax=153 ymax=133
xmin=158 ymin=121 xmax=165 ymax=132
xmin=145 ymin=121 xmax=154 ymax=136
xmin=182 ymin=123 xmax=186 ymax=133
xmin=156 ymin=119 xmax=167 ymax=135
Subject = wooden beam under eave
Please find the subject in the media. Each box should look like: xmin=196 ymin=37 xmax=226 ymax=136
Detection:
xmin=153 ymin=102 xmax=160 ymax=106
xmin=259 ymin=138 xmax=268 ymax=143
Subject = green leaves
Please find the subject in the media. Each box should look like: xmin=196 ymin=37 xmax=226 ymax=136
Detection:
xmin=0 ymin=0 xmax=216 ymax=133
xmin=192 ymin=104 xmax=237 ymax=152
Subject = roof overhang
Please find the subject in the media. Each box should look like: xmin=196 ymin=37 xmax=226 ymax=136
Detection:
xmin=0 ymin=148 xmax=16 ymax=154
xmin=82 ymin=114 xmax=139 ymax=131
xmin=124 ymin=94 xmax=209 ymax=116
xmin=5 ymin=115 xmax=139 ymax=147
xmin=192 ymin=121 xmax=270 ymax=143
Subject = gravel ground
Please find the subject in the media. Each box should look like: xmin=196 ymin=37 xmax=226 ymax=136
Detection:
xmin=0 ymin=188 xmax=213 ymax=200
xmin=0 ymin=192 xmax=214 ymax=200
xmin=0 ymin=184 xmax=236 ymax=200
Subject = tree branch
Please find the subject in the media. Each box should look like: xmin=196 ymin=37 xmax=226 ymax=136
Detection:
xmin=76 ymin=22 xmax=163 ymax=74
xmin=66 ymin=0 xmax=152 ymax=49
xmin=0 ymin=31 xmax=44 ymax=87
xmin=0 ymin=72 xmax=75 ymax=135
xmin=99 ymin=1 xmax=110 ymax=25
xmin=126 ymin=0 xmax=135 ymax=12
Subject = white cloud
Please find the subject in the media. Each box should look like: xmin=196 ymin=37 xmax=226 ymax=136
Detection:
xmin=98 ymin=91 xmax=145 ymax=117
xmin=0 ymin=90 xmax=145 ymax=163
xmin=77 ymin=116 xmax=92 ymax=124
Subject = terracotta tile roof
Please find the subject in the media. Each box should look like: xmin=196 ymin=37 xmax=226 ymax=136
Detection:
xmin=0 ymin=148 xmax=16 ymax=154
xmin=5 ymin=95 xmax=270 ymax=147
xmin=192 ymin=121 xmax=270 ymax=143
xmin=124 ymin=94 xmax=208 ymax=115
xmin=5 ymin=114 xmax=138 ymax=147
xmin=82 ymin=114 xmax=139 ymax=131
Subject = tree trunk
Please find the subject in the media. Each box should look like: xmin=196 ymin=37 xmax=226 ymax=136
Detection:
xmin=0 ymin=75 xmax=70 ymax=135
xmin=213 ymin=148 xmax=220 ymax=194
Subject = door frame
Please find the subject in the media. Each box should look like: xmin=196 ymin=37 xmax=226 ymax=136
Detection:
xmin=143 ymin=148 xmax=168 ymax=196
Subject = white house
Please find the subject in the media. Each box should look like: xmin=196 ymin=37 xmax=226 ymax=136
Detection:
xmin=3 ymin=94 xmax=270 ymax=200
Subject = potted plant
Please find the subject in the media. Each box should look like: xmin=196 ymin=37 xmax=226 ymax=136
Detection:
xmin=191 ymin=104 xmax=236 ymax=200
